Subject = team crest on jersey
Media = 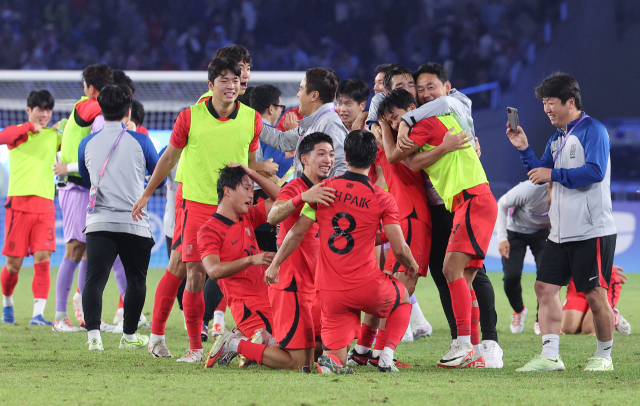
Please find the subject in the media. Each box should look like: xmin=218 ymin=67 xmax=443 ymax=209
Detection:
xmin=186 ymin=244 xmax=193 ymax=255
xmin=245 ymin=227 xmax=253 ymax=238
xmin=570 ymin=144 xmax=576 ymax=158
xmin=346 ymin=182 xmax=354 ymax=189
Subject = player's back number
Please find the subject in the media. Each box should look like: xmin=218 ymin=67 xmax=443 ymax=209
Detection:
xmin=328 ymin=212 xmax=356 ymax=255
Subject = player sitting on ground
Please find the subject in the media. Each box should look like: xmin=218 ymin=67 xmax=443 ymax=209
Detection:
xmin=380 ymin=89 xmax=498 ymax=369
xmin=268 ymin=130 xmax=419 ymax=374
xmin=0 ymin=90 xmax=59 ymax=326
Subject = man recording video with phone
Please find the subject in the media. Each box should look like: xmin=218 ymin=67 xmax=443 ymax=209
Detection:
xmin=506 ymin=72 xmax=617 ymax=372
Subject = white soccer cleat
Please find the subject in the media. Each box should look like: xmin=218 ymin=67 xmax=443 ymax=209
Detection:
xmin=148 ymin=339 xmax=173 ymax=358
xmin=510 ymin=307 xmax=528 ymax=334
xmin=412 ymin=322 xmax=433 ymax=339
xmin=614 ymin=309 xmax=631 ymax=335
xmin=204 ymin=328 xmax=239 ymax=368
xmin=113 ymin=307 xmax=124 ymax=325
xmin=437 ymin=340 xmax=473 ymax=369
xmin=100 ymin=320 xmax=115 ymax=332
xmin=481 ymin=340 xmax=504 ymax=369
xmin=177 ymin=349 xmax=204 ymax=363
xmin=461 ymin=350 xmax=486 ymax=368
xmin=583 ymin=356 xmax=614 ymax=371
xmin=401 ymin=323 xmax=414 ymax=342
xmin=52 ymin=317 xmax=83 ymax=332
xmin=112 ymin=313 xmax=148 ymax=333
xmin=534 ymin=322 xmax=541 ymax=335
xmin=72 ymin=291 xmax=84 ymax=323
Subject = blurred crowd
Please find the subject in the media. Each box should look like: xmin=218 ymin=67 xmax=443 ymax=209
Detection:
xmin=0 ymin=0 xmax=560 ymax=88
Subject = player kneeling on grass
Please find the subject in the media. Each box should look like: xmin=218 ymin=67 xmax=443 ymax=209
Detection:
xmin=266 ymin=130 xmax=418 ymax=374
xmin=0 ymin=90 xmax=59 ymax=326
xmin=79 ymin=84 xmax=163 ymax=351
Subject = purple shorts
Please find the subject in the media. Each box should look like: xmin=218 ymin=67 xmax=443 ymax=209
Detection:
xmin=59 ymin=184 xmax=89 ymax=244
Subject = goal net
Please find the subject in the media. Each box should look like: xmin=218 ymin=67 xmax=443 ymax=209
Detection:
xmin=0 ymin=70 xmax=304 ymax=268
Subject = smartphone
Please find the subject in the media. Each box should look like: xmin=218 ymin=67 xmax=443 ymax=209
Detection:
xmin=507 ymin=107 xmax=519 ymax=131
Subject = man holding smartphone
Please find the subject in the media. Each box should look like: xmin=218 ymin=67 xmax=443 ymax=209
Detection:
xmin=506 ymin=72 xmax=617 ymax=372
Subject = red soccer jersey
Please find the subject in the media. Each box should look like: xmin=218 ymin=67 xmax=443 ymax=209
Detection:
xmin=76 ymin=98 xmax=102 ymax=124
xmin=276 ymin=107 xmax=304 ymax=131
xmin=197 ymin=202 xmax=269 ymax=303
xmin=272 ymin=174 xmax=320 ymax=293
xmin=367 ymin=147 xmax=383 ymax=183
xmin=378 ymin=149 xmax=430 ymax=222
xmin=301 ymin=171 xmax=399 ymax=291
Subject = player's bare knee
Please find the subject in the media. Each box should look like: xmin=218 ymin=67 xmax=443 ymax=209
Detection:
xmin=33 ymin=250 xmax=52 ymax=263
xmin=401 ymin=287 xmax=411 ymax=305
xmin=5 ymin=257 xmax=22 ymax=273
xmin=534 ymin=281 xmax=559 ymax=301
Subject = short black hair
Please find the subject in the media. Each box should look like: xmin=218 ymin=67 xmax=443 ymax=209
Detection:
xmin=207 ymin=57 xmax=241 ymax=83
xmin=344 ymin=130 xmax=378 ymax=169
xmin=337 ymin=79 xmax=370 ymax=105
xmin=214 ymin=44 xmax=251 ymax=65
xmin=383 ymin=65 xmax=413 ymax=91
xmin=305 ymin=68 xmax=338 ymax=104
xmin=535 ymin=72 xmax=582 ymax=110
xmin=377 ymin=89 xmax=418 ymax=119
xmin=131 ymin=100 xmax=145 ymax=126
xmin=217 ymin=165 xmax=249 ymax=203
xmin=298 ymin=132 xmax=334 ymax=159
xmin=82 ymin=64 xmax=113 ymax=92
xmin=413 ymin=62 xmax=448 ymax=85
xmin=250 ymin=85 xmax=281 ymax=114
xmin=97 ymin=84 xmax=133 ymax=121
xmin=375 ymin=64 xmax=394 ymax=75
xmin=112 ymin=70 xmax=135 ymax=95
xmin=27 ymin=90 xmax=55 ymax=110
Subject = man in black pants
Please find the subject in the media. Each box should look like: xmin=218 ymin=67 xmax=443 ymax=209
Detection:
xmin=496 ymin=181 xmax=550 ymax=335
xmin=78 ymin=84 xmax=163 ymax=351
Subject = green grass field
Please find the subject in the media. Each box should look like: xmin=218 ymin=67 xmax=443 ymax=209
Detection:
xmin=1 ymin=269 xmax=639 ymax=406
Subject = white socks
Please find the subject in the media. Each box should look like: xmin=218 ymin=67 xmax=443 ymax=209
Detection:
xmin=595 ymin=339 xmax=613 ymax=359
xmin=55 ymin=311 xmax=67 ymax=322
xmin=2 ymin=294 xmax=13 ymax=307
xmin=457 ymin=335 xmax=471 ymax=345
xmin=410 ymin=302 xmax=428 ymax=326
xmin=213 ymin=310 xmax=225 ymax=326
xmin=32 ymin=299 xmax=46 ymax=318
xmin=372 ymin=349 xmax=382 ymax=358
xmin=123 ymin=333 xmax=136 ymax=341
xmin=229 ymin=337 xmax=247 ymax=353
xmin=541 ymin=334 xmax=560 ymax=358
xmin=150 ymin=333 xmax=165 ymax=342
xmin=88 ymin=329 xmax=100 ymax=340
xmin=355 ymin=344 xmax=370 ymax=355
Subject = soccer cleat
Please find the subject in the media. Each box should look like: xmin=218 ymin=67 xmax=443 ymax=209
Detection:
xmin=201 ymin=323 xmax=209 ymax=343
xmin=401 ymin=324 xmax=414 ymax=342
xmin=119 ymin=333 xmax=150 ymax=350
xmin=367 ymin=355 xmax=380 ymax=367
xmin=412 ymin=322 xmax=433 ymax=340
xmin=393 ymin=359 xmax=413 ymax=368
xmin=614 ymin=309 xmax=631 ymax=335
xmin=2 ymin=306 xmax=15 ymax=324
xmin=510 ymin=307 xmax=528 ymax=334
xmin=481 ymin=340 xmax=504 ymax=369
xmin=437 ymin=341 xmax=474 ymax=369
xmin=177 ymin=349 xmax=203 ymax=363
xmin=72 ymin=291 xmax=84 ymax=323
xmin=148 ymin=339 xmax=173 ymax=358
xmin=52 ymin=317 xmax=83 ymax=332
xmin=29 ymin=314 xmax=53 ymax=326
xmin=378 ymin=356 xmax=399 ymax=373
xmin=204 ymin=328 xmax=238 ymax=368
xmin=516 ymin=354 xmax=566 ymax=372
xmin=211 ymin=323 xmax=223 ymax=337
xmin=87 ymin=336 xmax=104 ymax=351
xmin=534 ymin=322 xmax=541 ymax=335
xmin=100 ymin=320 xmax=115 ymax=332
xmin=112 ymin=313 xmax=148 ymax=334
xmin=346 ymin=349 xmax=371 ymax=366
xmin=317 ymin=354 xmax=355 ymax=375
xmin=461 ymin=352 xmax=486 ymax=368
xmin=583 ymin=356 xmax=614 ymax=371
xmin=238 ymin=328 xmax=265 ymax=368
xmin=113 ymin=307 xmax=124 ymax=325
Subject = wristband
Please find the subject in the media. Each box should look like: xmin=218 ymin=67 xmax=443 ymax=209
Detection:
xmin=292 ymin=194 xmax=303 ymax=208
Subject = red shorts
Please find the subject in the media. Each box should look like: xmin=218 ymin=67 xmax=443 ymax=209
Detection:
xmin=448 ymin=185 xmax=497 ymax=269
xmin=563 ymin=267 xmax=622 ymax=312
xmin=2 ymin=209 xmax=56 ymax=257
xmin=319 ymin=271 xmax=406 ymax=350
xmin=229 ymin=296 xmax=274 ymax=338
xmin=171 ymin=186 xmax=184 ymax=251
xmin=269 ymin=288 xmax=321 ymax=349
xmin=181 ymin=199 xmax=217 ymax=262
xmin=384 ymin=217 xmax=430 ymax=277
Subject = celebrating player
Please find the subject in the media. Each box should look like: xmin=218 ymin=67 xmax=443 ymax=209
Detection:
xmin=336 ymin=79 xmax=370 ymax=131
xmin=0 ymin=90 xmax=59 ymax=326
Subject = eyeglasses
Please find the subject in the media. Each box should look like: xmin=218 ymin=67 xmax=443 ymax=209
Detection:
xmin=273 ymin=104 xmax=286 ymax=110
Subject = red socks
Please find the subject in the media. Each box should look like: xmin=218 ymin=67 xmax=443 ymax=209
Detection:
xmin=215 ymin=298 xmax=227 ymax=312
xmin=151 ymin=270 xmax=183 ymax=335
xmin=470 ymin=290 xmax=480 ymax=346
xmin=183 ymin=289 xmax=205 ymax=349
xmin=118 ymin=295 xmax=124 ymax=309
xmin=449 ymin=278 xmax=472 ymax=337
xmin=1 ymin=266 xmax=18 ymax=296
xmin=238 ymin=339 xmax=266 ymax=364
xmin=383 ymin=303 xmax=412 ymax=350
xmin=373 ymin=329 xmax=387 ymax=352
xmin=357 ymin=323 xmax=377 ymax=349
xmin=32 ymin=262 xmax=50 ymax=299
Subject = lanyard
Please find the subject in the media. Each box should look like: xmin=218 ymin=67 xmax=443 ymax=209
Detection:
xmin=553 ymin=114 xmax=589 ymax=163
xmin=99 ymin=126 xmax=127 ymax=178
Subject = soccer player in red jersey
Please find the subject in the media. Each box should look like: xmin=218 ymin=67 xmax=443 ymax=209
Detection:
xmin=268 ymin=130 xmax=418 ymax=373
xmin=1 ymin=90 xmax=59 ymax=326
xmin=379 ymin=89 xmax=497 ymax=369
xmin=134 ymin=57 xmax=263 ymax=363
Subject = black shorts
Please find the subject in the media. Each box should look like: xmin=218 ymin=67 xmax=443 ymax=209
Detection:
xmin=537 ymin=234 xmax=616 ymax=293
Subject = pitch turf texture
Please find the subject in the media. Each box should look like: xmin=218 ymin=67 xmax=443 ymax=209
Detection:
xmin=1 ymin=269 xmax=638 ymax=405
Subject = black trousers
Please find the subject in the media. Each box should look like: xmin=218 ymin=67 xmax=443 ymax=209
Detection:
xmin=83 ymin=231 xmax=154 ymax=334
xmin=429 ymin=204 xmax=498 ymax=342
xmin=502 ymin=229 xmax=548 ymax=315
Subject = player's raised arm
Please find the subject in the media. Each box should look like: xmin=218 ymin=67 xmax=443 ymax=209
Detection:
xmin=202 ymin=252 xmax=275 ymax=281
xmin=267 ymin=183 xmax=335 ymax=225
xmin=265 ymin=211 xmax=315 ymax=285
xmin=400 ymin=127 xmax=471 ymax=172
xmin=384 ymin=223 xmax=419 ymax=277
xmin=229 ymin=162 xmax=281 ymax=213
